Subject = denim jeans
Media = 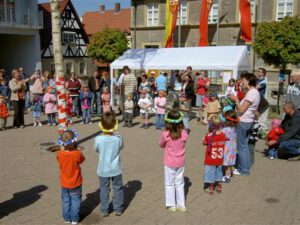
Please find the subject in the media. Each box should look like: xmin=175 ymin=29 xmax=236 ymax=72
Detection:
xmin=47 ymin=113 xmax=56 ymax=125
xmin=99 ymin=174 xmax=123 ymax=214
xmin=203 ymin=165 xmax=223 ymax=183
xmin=61 ymin=185 xmax=82 ymax=223
xmin=82 ymin=108 xmax=91 ymax=123
xmin=248 ymin=142 xmax=256 ymax=167
xmin=95 ymin=91 xmax=102 ymax=115
xmin=268 ymin=148 xmax=278 ymax=158
xmin=71 ymin=96 xmax=79 ymax=116
xmin=182 ymin=117 xmax=189 ymax=130
xmin=155 ymin=114 xmax=165 ymax=129
xmin=280 ymin=139 xmax=300 ymax=155
xmin=25 ymin=91 xmax=31 ymax=109
xmin=236 ymin=121 xmax=253 ymax=175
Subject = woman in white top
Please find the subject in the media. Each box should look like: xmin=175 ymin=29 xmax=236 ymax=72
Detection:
xmin=173 ymin=73 xmax=183 ymax=92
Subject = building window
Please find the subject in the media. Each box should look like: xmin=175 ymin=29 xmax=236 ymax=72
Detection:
xmin=79 ymin=62 xmax=86 ymax=76
xmin=63 ymin=32 xmax=76 ymax=44
xmin=208 ymin=0 xmax=219 ymax=24
xmin=65 ymin=62 xmax=73 ymax=76
xmin=147 ymin=3 xmax=159 ymax=26
xmin=177 ymin=0 xmax=188 ymax=25
xmin=144 ymin=45 xmax=159 ymax=48
xmin=276 ymin=0 xmax=293 ymax=21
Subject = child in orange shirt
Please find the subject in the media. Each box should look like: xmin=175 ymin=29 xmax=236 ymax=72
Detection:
xmin=0 ymin=95 xmax=9 ymax=130
xmin=57 ymin=129 xmax=85 ymax=224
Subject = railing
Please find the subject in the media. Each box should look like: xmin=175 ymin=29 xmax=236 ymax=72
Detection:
xmin=0 ymin=7 xmax=43 ymax=29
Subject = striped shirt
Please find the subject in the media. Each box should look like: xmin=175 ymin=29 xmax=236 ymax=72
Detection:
xmin=123 ymin=73 xmax=137 ymax=96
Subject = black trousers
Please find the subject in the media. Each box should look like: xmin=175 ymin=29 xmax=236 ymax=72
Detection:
xmin=12 ymin=100 xmax=25 ymax=127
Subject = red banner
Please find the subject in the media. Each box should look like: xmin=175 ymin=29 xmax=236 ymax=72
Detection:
xmin=239 ymin=0 xmax=252 ymax=42
xmin=199 ymin=0 xmax=213 ymax=46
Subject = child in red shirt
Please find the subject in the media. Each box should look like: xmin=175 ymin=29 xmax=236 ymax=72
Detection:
xmin=203 ymin=115 xmax=226 ymax=195
xmin=0 ymin=95 xmax=9 ymax=130
xmin=266 ymin=118 xmax=284 ymax=160
xmin=57 ymin=129 xmax=85 ymax=224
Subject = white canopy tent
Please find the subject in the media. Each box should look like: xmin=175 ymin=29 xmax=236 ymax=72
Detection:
xmin=109 ymin=46 xmax=251 ymax=104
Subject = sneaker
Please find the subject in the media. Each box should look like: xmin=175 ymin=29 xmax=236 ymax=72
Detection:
xmin=38 ymin=123 xmax=42 ymax=127
xmin=71 ymin=222 xmax=78 ymax=225
xmin=81 ymin=122 xmax=84 ymax=125
xmin=166 ymin=207 xmax=176 ymax=212
xmin=13 ymin=126 xmax=18 ymax=129
xmin=177 ymin=207 xmax=187 ymax=212
xmin=89 ymin=121 xmax=92 ymax=124
xmin=269 ymin=156 xmax=274 ymax=160
xmin=233 ymin=169 xmax=242 ymax=176
xmin=222 ymin=176 xmax=231 ymax=183
xmin=115 ymin=212 xmax=122 ymax=216
xmin=64 ymin=221 xmax=71 ymax=224
xmin=101 ymin=213 xmax=109 ymax=217
xmin=47 ymin=123 xmax=51 ymax=126
xmin=204 ymin=184 xmax=214 ymax=195
xmin=140 ymin=124 xmax=145 ymax=128
xmin=33 ymin=123 xmax=37 ymax=127
xmin=215 ymin=183 xmax=222 ymax=193
xmin=122 ymin=123 xmax=127 ymax=127
xmin=20 ymin=125 xmax=25 ymax=128
xmin=144 ymin=124 xmax=149 ymax=129
xmin=288 ymin=154 xmax=300 ymax=161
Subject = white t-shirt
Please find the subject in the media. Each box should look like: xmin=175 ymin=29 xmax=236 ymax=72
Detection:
xmin=239 ymin=88 xmax=260 ymax=123
xmin=225 ymin=86 xmax=237 ymax=96
xmin=138 ymin=97 xmax=152 ymax=113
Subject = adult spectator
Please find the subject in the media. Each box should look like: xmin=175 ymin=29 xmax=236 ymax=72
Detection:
xmin=66 ymin=72 xmax=81 ymax=117
xmin=268 ymin=102 xmax=300 ymax=161
xmin=169 ymin=70 xmax=179 ymax=91
xmin=256 ymin=68 xmax=269 ymax=131
xmin=173 ymin=72 xmax=183 ymax=92
xmin=182 ymin=74 xmax=194 ymax=105
xmin=229 ymin=72 xmax=260 ymax=176
xmin=19 ymin=67 xmax=31 ymax=110
xmin=195 ymin=70 xmax=209 ymax=122
xmin=42 ymin=71 xmax=56 ymax=93
xmin=102 ymin=71 xmax=112 ymax=92
xmin=148 ymin=71 xmax=156 ymax=100
xmin=155 ymin=71 xmax=168 ymax=92
xmin=286 ymin=69 xmax=300 ymax=111
xmin=122 ymin=66 xmax=137 ymax=98
xmin=30 ymin=68 xmax=44 ymax=96
xmin=88 ymin=70 xmax=103 ymax=116
xmin=9 ymin=69 xmax=27 ymax=128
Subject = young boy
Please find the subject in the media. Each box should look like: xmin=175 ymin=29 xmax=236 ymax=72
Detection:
xmin=138 ymin=90 xmax=152 ymax=129
xmin=124 ymin=93 xmax=134 ymax=127
xmin=56 ymin=130 xmax=85 ymax=224
xmin=95 ymin=112 xmax=124 ymax=217
xmin=179 ymin=93 xmax=190 ymax=134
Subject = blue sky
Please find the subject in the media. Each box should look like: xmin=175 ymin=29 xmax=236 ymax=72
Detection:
xmin=38 ymin=0 xmax=131 ymax=16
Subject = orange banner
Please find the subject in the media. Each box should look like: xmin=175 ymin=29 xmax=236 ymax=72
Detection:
xmin=164 ymin=0 xmax=180 ymax=48
xmin=199 ymin=0 xmax=213 ymax=46
xmin=239 ymin=0 xmax=252 ymax=42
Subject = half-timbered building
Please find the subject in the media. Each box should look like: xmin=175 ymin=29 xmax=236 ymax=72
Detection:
xmin=39 ymin=0 xmax=96 ymax=77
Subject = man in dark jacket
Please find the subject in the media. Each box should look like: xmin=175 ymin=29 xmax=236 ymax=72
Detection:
xmin=269 ymin=102 xmax=300 ymax=161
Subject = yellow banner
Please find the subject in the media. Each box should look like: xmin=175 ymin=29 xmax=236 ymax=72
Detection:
xmin=164 ymin=0 xmax=180 ymax=48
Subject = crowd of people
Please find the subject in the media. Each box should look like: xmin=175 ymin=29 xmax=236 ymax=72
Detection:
xmin=1 ymin=65 xmax=300 ymax=224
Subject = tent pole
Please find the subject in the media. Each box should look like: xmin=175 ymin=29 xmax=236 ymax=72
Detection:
xmin=110 ymin=67 xmax=114 ymax=108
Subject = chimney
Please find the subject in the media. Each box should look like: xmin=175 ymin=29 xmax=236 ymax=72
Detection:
xmin=99 ymin=4 xmax=105 ymax=12
xmin=115 ymin=3 xmax=121 ymax=13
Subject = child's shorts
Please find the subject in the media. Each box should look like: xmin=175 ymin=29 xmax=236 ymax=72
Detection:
xmin=203 ymin=165 xmax=223 ymax=183
xmin=33 ymin=111 xmax=41 ymax=118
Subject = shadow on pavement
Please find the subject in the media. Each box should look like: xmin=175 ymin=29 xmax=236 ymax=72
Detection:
xmin=123 ymin=180 xmax=142 ymax=212
xmin=0 ymin=185 xmax=47 ymax=220
xmin=184 ymin=176 xmax=192 ymax=199
xmin=77 ymin=131 xmax=102 ymax=145
xmin=80 ymin=189 xmax=100 ymax=222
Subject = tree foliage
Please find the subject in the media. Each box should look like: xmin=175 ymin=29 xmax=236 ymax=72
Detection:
xmin=87 ymin=28 xmax=128 ymax=63
xmin=253 ymin=16 xmax=300 ymax=68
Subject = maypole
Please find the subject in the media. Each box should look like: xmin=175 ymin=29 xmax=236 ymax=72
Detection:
xmin=50 ymin=0 xmax=67 ymax=133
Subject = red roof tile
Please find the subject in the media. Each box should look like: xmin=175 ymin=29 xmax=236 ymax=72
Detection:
xmin=82 ymin=8 xmax=131 ymax=36
xmin=39 ymin=0 xmax=69 ymax=14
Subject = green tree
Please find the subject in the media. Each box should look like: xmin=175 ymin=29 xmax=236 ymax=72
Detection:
xmin=87 ymin=28 xmax=128 ymax=64
xmin=253 ymin=16 xmax=300 ymax=69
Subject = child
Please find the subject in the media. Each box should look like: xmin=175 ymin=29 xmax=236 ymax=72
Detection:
xmin=66 ymin=91 xmax=73 ymax=125
xmin=206 ymin=93 xmax=221 ymax=123
xmin=0 ymin=95 xmax=9 ymax=130
xmin=138 ymin=90 xmax=152 ymax=129
xmin=0 ymin=79 xmax=10 ymax=108
xmin=221 ymin=109 xmax=239 ymax=183
xmin=123 ymin=93 xmax=134 ymax=127
xmin=225 ymin=78 xmax=237 ymax=96
xmin=154 ymin=91 xmax=166 ymax=130
xmin=266 ymin=118 xmax=284 ymax=160
xmin=102 ymin=87 xmax=111 ymax=113
xmin=203 ymin=115 xmax=227 ymax=195
xmin=179 ymin=94 xmax=190 ymax=133
xmin=159 ymin=110 xmax=188 ymax=212
xmin=94 ymin=112 xmax=123 ymax=217
xmin=56 ymin=129 xmax=85 ymax=224
xmin=31 ymin=94 xmax=43 ymax=126
xmin=79 ymin=85 xmax=93 ymax=124
xmin=43 ymin=86 xmax=57 ymax=126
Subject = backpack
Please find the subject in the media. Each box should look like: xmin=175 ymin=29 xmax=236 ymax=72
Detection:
xmin=166 ymin=91 xmax=179 ymax=112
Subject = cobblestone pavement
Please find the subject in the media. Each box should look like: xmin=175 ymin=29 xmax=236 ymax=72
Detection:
xmin=0 ymin=113 xmax=299 ymax=225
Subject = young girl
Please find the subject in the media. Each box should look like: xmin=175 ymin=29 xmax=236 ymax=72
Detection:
xmin=221 ymin=109 xmax=239 ymax=183
xmin=266 ymin=118 xmax=284 ymax=160
xmin=95 ymin=112 xmax=123 ymax=216
xmin=205 ymin=93 xmax=221 ymax=123
xmin=31 ymin=94 xmax=43 ymax=126
xmin=154 ymin=91 xmax=166 ymax=130
xmin=65 ymin=91 xmax=73 ymax=125
xmin=57 ymin=129 xmax=85 ymax=224
xmin=79 ymin=85 xmax=93 ymax=124
xmin=124 ymin=93 xmax=134 ymax=127
xmin=159 ymin=110 xmax=188 ymax=212
xmin=203 ymin=115 xmax=226 ymax=195
xmin=101 ymin=87 xmax=111 ymax=113
xmin=138 ymin=90 xmax=152 ymax=129
xmin=225 ymin=78 xmax=237 ymax=96
xmin=43 ymin=86 xmax=57 ymax=126
xmin=0 ymin=95 xmax=9 ymax=130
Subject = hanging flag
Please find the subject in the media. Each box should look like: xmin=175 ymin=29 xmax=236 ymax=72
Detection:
xmin=199 ymin=0 xmax=213 ymax=46
xmin=164 ymin=0 xmax=180 ymax=48
xmin=239 ymin=0 xmax=252 ymax=42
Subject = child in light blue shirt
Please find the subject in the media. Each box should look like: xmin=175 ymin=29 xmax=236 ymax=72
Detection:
xmin=94 ymin=112 xmax=123 ymax=217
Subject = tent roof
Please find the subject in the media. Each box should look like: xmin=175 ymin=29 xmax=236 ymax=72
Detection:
xmin=111 ymin=46 xmax=251 ymax=77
